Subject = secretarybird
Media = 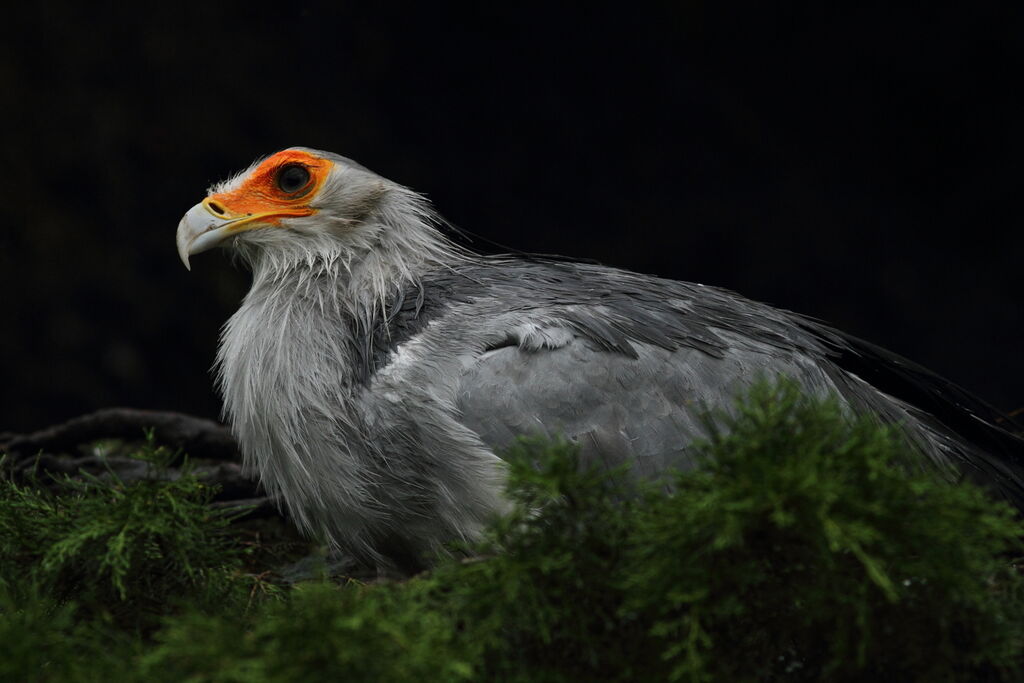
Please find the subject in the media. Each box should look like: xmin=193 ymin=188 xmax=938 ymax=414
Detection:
xmin=176 ymin=147 xmax=1024 ymax=571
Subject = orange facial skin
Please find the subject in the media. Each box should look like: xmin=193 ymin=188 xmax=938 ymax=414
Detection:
xmin=202 ymin=149 xmax=330 ymax=228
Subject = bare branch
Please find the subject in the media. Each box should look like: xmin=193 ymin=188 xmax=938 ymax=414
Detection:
xmin=1 ymin=408 xmax=239 ymax=462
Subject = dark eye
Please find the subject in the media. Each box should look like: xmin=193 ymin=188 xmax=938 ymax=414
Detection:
xmin=276 ymin=164 xmax=310 ymax=194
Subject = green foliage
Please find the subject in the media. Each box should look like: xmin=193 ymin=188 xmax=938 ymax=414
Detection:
xmin=2 ymin=380 xmax=1023 ymax=680
xmin=0 ymin=583 xmax=135 ymax=682
xmin=624 ymin=381 xmax=1024 ymax=681
xmin=430 ymin=380 xmax=1024 ymax=681
xmin=0 ymin=438 xmax=246 ymax=628
xmin=142 ymin=581 xmax=475 ymax=682
xmin=428 ymin=438 xmax=639 ymax=681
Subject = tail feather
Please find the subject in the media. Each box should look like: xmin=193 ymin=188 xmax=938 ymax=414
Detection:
xmin=800 ymin=316 xmax=1024 ymax=510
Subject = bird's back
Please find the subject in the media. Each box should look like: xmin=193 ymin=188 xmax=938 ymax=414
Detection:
xmin=365 ymin=256 xmax=1024 ymax=508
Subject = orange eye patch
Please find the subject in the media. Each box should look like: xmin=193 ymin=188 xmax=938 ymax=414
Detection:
xmin=206 ymin=149 xmax=331 ymax=225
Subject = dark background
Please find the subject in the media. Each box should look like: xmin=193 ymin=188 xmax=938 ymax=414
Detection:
xmin=2 ymin=3 xmax=1021 ymax=432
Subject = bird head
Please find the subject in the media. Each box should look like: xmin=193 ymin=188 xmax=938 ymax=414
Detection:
xmin=176 ymin=147 xmax=426 ymax=271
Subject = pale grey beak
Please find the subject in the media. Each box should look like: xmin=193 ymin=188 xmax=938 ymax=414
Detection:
xmin=175 ymin=202 xmax=242 ymax=270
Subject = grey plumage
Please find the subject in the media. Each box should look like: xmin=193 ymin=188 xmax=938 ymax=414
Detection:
xmin=176 ymin=147 xmax=1024 ymax=571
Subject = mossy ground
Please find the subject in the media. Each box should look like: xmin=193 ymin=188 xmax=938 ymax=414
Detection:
xmin=2 ymin=380 xmax=1022 ymax=681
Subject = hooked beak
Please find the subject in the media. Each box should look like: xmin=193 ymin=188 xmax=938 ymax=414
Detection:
xmin=176 ymin=206 xmax=221 ymax=270
xmin=176 ymin=199 xmax=283 ymax=270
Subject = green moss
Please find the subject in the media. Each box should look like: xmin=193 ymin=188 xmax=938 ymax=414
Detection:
xmin=2 ymin=380 xmax=1023 ymax=680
